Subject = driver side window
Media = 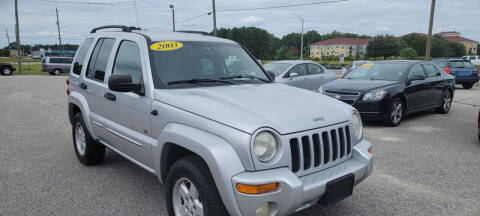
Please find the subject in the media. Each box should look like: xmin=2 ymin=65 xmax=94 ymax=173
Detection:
xmin=409 ymin=64 xmax=426 ymax=79
xmin=112 ymin=40 xmax=143 ymax=84
xmin=285 ymin=64 xmax=307 ymax=78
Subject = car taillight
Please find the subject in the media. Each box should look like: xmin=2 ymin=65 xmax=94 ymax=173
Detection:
xmin=66 ymin=77 xmax=70 ymax=95
xmin=444 ymin=68 xmax=451 ymax=74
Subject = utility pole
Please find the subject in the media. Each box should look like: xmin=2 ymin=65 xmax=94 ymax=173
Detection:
xmin=14 ymin=0 xmax=21 ymax=73
xmin=56 ymin=8 xmax=63 ymax=56
xmin=425 ymin=0 xmax=436 ymax=61
xmin=293 ymin=13 xmax=304 ymax=60
xmin=170 ymin=4 xmax=175 ymax=32
xmin=212 ymin=0 xmax=217 ymax=36
xmin=5 ymin=27 xmax=10 ymax=46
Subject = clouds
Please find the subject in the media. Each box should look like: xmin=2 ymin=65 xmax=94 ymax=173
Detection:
xmin=235 ymin=16 xmax=264 ymax=27
xmin=1 ymin=0 xmax=479 ymax=45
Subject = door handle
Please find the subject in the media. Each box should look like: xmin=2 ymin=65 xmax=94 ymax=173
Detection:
xmin=79 ymin=83 xmax=87 ymax=89
xmin=104 ymin=92 xmax=116 ymax=101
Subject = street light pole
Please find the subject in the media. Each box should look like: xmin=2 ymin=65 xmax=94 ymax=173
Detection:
xmin=425 ymin=0 xmax=436 ymax=60
xmin=293 ymin=13 xmax=304 ymax=60
xmin=14 ymin=0 xmax=21 ymax=73
xmin=170 ymin=4 xmax=175 ymax=32
xmin=212 ymin=0 xmax=217 ymax=36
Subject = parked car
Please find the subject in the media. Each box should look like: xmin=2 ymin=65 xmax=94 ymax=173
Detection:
xmin=68 ymin=25 xmax=373 ymax=216
xmin=433 ymin=59 xmax=479 ymax=89
xmin=320 ymin=61 xmax=455 ymax=126
xmin=463 ymin=55 xmax=480 ymax=66
xmin=0 ymin=62 xmax=15 ymax=76
xmin=42 ymin=56 xmax=73 ymax=75
xmin=264 ymin=60 xmax=337 ymax=91
xmin=350 ymin=60 xmax=373 ymax=70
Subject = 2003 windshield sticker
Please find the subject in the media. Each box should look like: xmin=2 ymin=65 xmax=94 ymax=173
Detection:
xmin=150 ymin=41 xmax=183 ymax=51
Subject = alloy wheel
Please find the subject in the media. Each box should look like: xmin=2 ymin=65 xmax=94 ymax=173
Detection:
xmin=172 ymin=177 xmax=204 ymax=216
xmin=75 ymin=122 xmax=86 ymax=156
xmin=443 ymin=92 xmax=452 ymax=112
xmin=391 ymin=101 xmax=403 ymax=124
xmin=3 ymin=67 xmax=11 ymax=75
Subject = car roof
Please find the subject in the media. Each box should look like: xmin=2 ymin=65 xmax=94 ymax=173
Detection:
xmin=91 ymin=30 xmax=237 ymax=44
xmin=371 ymin=60 xmax=423 ymax=65
xmin=268 ymin=60 xmax=315 ymax=64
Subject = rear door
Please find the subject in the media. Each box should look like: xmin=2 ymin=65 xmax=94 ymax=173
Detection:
xmin=283 ymin=63 xmax=308 ymax=89
xmin=306 ymin=63 xmax=325 ymax=91
xmin=423 ymin=63 xmax=444 ymax=106
xmin=405 ymin=64 xmax=429 ymax=111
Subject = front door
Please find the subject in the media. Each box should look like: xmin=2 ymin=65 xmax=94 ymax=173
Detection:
xmin=284 ymin=64 xmax=308 ymax=89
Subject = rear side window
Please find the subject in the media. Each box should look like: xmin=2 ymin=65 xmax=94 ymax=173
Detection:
xmin=50 ymin=58 xmax=61 ymax=63
xmin=451 ymin=61 xmax=475 ymax=68
xmin=73 ymin=39 xmax=93 ymax=75
xmin=308 ymin=64 xmax=324 ymax=75
xmin=86 ymin=38 xmax=115 ymax=82
xmin=112 ymin=41 xmax=143 ymax=84
xmin=423 ymin=64 xmax=439 ymax=77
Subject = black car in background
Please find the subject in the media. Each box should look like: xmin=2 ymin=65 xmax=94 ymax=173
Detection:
xmin=433 ymin=59 xmax=479 ymax=89
xmin=319 ymin=61 xmax=455 ymax=126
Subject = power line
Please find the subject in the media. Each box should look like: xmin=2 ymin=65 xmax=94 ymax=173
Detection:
xmin=39 ymin=0 xmax=145 ymax=5
xmin=217 ymin=0 xmax=349 ymax=12
xmin=149 ymin=13 xmax=210 ymax=30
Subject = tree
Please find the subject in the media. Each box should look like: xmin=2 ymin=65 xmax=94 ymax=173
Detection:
xmin=400 ymin=34 xmax=426 ymax=57
xmin=367 ymin=35 xmax=400 ymax=58
xmin=399 ymin=48 xmax=417 ymax=59
xmin=216 ymin=27 xmax=279 ymax=60
xmin=274 ymin=45 xmax=294 ymax=60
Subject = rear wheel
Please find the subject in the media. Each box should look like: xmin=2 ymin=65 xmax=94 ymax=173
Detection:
xmin=436 ymin=90 xmax=452 ymax=114
xmin=166 ymin=156 xmax=228 ymax=216
xmin=52 ymin=69 xmax=62 ymax=76
xmin=462 ymin=83 xmax=474 ymax=89
xmin=1 ymin=66 xmax=13 ymax=76
xmin=385 ymin=98 xmax=404 ymax=127
xmin=72 ymin=113 xmax=105 ymax=165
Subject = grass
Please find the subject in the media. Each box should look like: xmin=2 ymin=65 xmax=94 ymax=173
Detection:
xmin=6 ymin=63 xmax=47 ymax=75
xmin=0 ymin=57 xmax=42 ymax=63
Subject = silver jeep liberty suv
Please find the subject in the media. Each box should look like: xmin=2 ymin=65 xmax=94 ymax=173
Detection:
xmin=67 ymin=25 xmax=373 ymax=216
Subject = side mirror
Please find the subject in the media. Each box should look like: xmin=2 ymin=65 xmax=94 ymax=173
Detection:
xmin=290 ymin=72 xmax=298 ymax=80
xmin=408 ymin=75 xmax=425 ymax=85
xmin=266 ymin=71 xmax=275 ymax=79
xmin=108 ymin=74 xmax=142 ymax=93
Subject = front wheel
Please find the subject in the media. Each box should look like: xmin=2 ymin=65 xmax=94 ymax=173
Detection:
xmin=436 ymin=90 xmax=452 ymax=114
xmin=462 ymin=83 xmax=474 ymax=89
xmin=166 ymin=156 xmax=228 ymax=216
xmin=385 ymin=98 xmax=404 ymax=127
xmin=1 ymin=66 xmax=13 ymax=76
xmin=72 ymin=113 xmax=105 ymax=165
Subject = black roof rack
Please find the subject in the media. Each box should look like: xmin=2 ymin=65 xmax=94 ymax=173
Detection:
xmin=176 ymin=30 xmax=210 ymax=36
xmin=91 ymin=25 xmax=132 ymax=33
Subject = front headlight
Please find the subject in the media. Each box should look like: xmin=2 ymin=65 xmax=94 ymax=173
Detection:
xmin=352 ymin=112 xmax=363 ymax=140
xmin=318 ymin=86 xmax=325 ymax=94
xmin=362 ymin=89 xmax=387 ymax=101
xmin=253 ymin=131 xmax=277 ymax=162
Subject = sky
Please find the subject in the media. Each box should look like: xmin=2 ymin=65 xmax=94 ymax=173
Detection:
xmin=1 ymin=0 xmax=479 ymax=46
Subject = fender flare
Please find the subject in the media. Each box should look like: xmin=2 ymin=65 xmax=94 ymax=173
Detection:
xmin=68 ymin=91 xmax=98 ymax=140
xmin=154 ymin=123 xmax=245 ymax=216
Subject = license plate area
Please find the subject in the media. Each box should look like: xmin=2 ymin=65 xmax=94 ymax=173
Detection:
xmin=318 ymin=174 xmax=354 ymax=205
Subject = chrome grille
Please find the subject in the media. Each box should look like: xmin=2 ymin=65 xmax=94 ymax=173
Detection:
xmin=289 ymin=123 xmax=352 ymax=175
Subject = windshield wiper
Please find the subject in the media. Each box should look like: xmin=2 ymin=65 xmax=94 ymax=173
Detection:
xmin=220 ymin=74 xmax=270 ymax=83
xmin=167 ymin=78 xmax=234 ymax=85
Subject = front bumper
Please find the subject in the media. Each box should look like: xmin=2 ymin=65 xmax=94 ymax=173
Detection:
xmin=231 ymin=140 xmax=373 ymax=216
xmin=354 ymin=99 xmax=389 ymax=121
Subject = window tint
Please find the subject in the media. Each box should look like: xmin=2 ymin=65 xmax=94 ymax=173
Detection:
xmin=73 ymin=39 xmax=93 ymax=75
xmin=434 ymin=61 xmax=448 ymax=68
xmin=112 ymin=41 xmax=143 ymax=84
xmin=409 ymin=64 xmax=425 ymax=78
xmin=50 ymin=58 xmax=61 ymax=63
xmin=308 ymin=64 xmax=324 ymax=75
xmin=86 ymin=38 xmax=115 ymax=82
xmin=287 ymin=64 xmax=307 ymax=77
xmin=424 ymin=64 xmax=439 ymax=77
xmin=451 ymin=61 xmax=475 ymax=68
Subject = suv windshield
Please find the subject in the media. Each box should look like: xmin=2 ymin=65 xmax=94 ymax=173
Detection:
xmin=451 ymin=60 xmax=475 ymax=68
xmin=264 ymin=63 xmax=292 ymax=76
xmin=150 ymin=41 xmax=269 ymax=88
xmin=344 ymin=63 xmax=409 ymax=81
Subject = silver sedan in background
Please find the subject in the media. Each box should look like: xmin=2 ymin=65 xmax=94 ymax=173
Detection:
xmin=264 ymin=60 xmax=337 ymax=91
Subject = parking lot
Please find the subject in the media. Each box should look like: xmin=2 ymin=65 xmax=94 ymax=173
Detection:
xmin=1 ymin=75 xmax=480 ymax=215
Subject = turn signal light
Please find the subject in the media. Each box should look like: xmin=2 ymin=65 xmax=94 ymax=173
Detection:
xmin=444 ymin=68 xmax=451 ymax=74
xmin=368 ymin=147 xmax=373 ymax=154
xmin=237 ymin=183 xmax=279 ymax=195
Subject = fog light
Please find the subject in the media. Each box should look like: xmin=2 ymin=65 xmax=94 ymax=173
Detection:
xmin=256 ymin=202 xmax=270 ymax=216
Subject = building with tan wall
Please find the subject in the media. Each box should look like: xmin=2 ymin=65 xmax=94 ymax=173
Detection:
xmin=437 ymin=31 xmax=478 ymax=55
xmin=310 ymin=38 xmax=372 ymax=58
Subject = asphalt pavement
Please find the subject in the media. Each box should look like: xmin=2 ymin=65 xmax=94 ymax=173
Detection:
xmin=1 ymin=76 xmax=480 ymax=216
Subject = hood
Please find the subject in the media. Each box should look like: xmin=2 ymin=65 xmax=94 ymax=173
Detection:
xmin=323 ymin=79 xmax=401 ymax=92
xmin=154 ymin=83 xmax=352 ymax=135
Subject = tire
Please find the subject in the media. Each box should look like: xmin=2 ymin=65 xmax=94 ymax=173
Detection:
xmin=1 ymin=66 xmax=13 ymax=76
xmin=72 ymin=113 xmax=105 ymax=165
xmin=384 ymin=98 xmax=404 ymax=127
xmin=462 ymin=83 xmax=474 ymax=89
xmin=436 ymin=90 xmax=452 ymax=114
xmin=166 ymin=156 xmax=228 ymax=216
xmin=52 ymin=69 xmax=62 ymax=76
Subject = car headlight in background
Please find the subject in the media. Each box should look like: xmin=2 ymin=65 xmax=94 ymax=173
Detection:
xmin=362 ymin=89 xmax=387 ymax=101
xmin=318 ymin=86 xmax=325 ymax=94
xmin=253 ymin=131 xmax=277 ymax=162
xmin=352 ymin=112 xmax=363 ymax=140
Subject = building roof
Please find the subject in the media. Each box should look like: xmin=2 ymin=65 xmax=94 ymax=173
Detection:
xmin=442 ymin=36 xmax=478 ymax=43
xmin=311 ymin=37 xmax=372 ymax=46
xmin=438 ymin=31 xmax=460 ymax=34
